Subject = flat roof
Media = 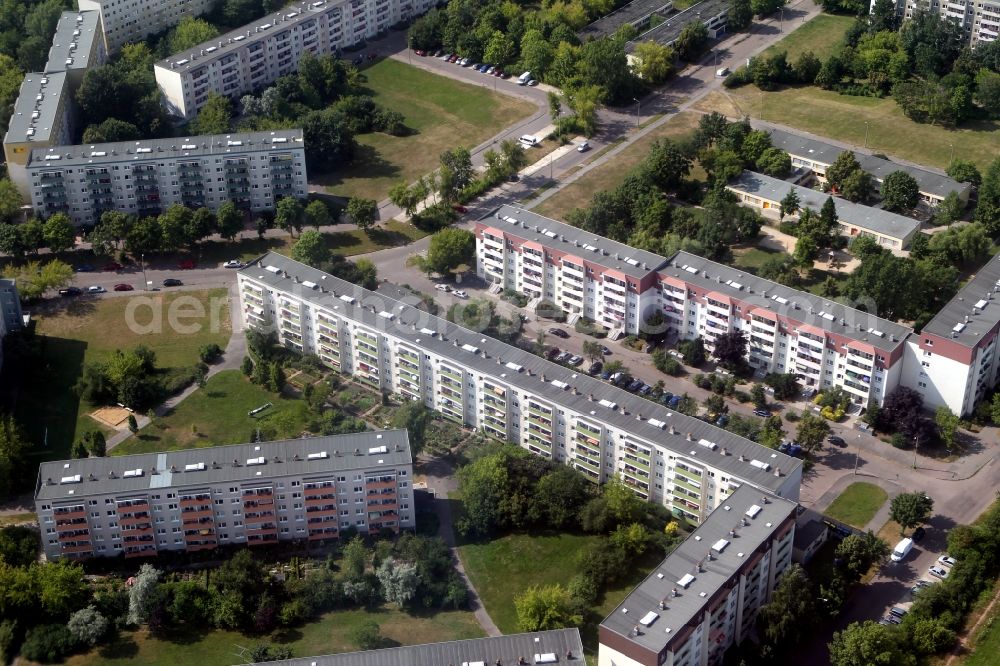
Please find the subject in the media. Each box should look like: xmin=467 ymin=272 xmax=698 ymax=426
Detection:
xmin=579 ymin=0 xmax=674 ymax=40
xmin=156 ymin=0 xmax=343 ymax=71
xmin=668 ymin=250 xmax=911 ymax=353
xmin=485 ymin=205 xmax=671 ymax=279
xmin=27 ymin=129 xmax=304 ymax=169
xmin=765 ymin=126 xmax=968 ymax=199
xmin=625 ymin=0 xmax=729 ymax=51
xmin=268 ymin=629 xmax=584 ymax=666
xmin=600 ymin=485 xmax=797 ymax=653
xmin=35 ymin=430 xmax=411 ymax=502
xmin=729 ymin=170 xmax=920 ymax=243
xmin=3 ymin=72 xmax=68 ymax=145
xmin=45 ymin=11 xmax=102 ymax=74
xmin=242 ymin=253 xmax=803 ymax=493
xmin=921 ymin=252 xmax=1000 ymax=347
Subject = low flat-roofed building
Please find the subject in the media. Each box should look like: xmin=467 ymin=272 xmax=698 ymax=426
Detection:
xmin=727 ymin=170 xmax=921 ymax=253
xmin=579 ymin=0 xmax=675 ymax=40
xmin=624 ymin=0 xmax=729 ymax=53
xmin=599 ymin=485 xmax=797 ymax=666
xmin=269 ymin=629 xmax=585 ymax=666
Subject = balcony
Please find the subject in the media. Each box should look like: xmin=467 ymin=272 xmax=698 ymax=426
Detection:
xmin=181 ymin=508 xmax=214 ymax=522
xmin=244 ymin=512 xmax=276 ymax=524
xmin=304 ymin=506 xmax=339 ymax=518
xmin=53 ymin=507 xmax=87 ymax=520
xmin=366 ymin=479 xmax=396 ymax=491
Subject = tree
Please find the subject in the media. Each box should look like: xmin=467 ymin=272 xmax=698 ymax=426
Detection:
xmin=20 ymin=624 xmax=77 ymax=663
xmin=675 ymin=21 xmax=709 ymax=62
xmin=751 ymin=0 xmax=787 ymax=16
xmin=840 ymin=168 xmax=874 ymax=203
xmin=483 ymin=30 xmax=515 ymax=69
xmin=678 ymin=338 xmax=706 ymax=366
xmin=216 ymin=201 xmax=243 ymax=241
xmin=881 ymin=170 xmax=920 ymax=212
xmin=441 ymin=147 xmax=474 ymax=191
xmin=82 ymin=118 xmax=140 ymax=144
xmin=304 ymin=200 xmax=332 ymax=230
xmin=514 ymin=584 xmax=583 ymax=632
xmin=826 ymin=151 xmax=862 ymax=191
xmin=946 ymin=158 xmax=981 ymax=187
xmin=712 ymin=330 xmax=746 ymax=368
xmin=976 ymin=156 xmax=1000 ymax=234
xmin=168 ymin=16 xmax=219 ymax=53
xmin=127 ymin=564 xmax=162 ymax=625
xmin=889 ymin=492 xmax=934 ymax=534
xmin=835 ymin=531 xmax=889 ymax=581
xmin=376 ymin=557 xmax=419 ymax=607
xmin=389 ymin=402 xmax=432 ymax=456
xmin=633 ymin=41 xmax=675 ymax=84
xmin=68 ymin=606 xmax=109 ymax=646
xmin=275 ymin=197 xmax=305 ymax=237
xmin=519 ymin=29 xmax=554 ymax=81
xmin=0 ymin=415 xmax=28 ymax=498
xmin=301 ymin=108 xmax=356 ymax=172
xmin=127 ymin=414 xmax=138 ymax=435
xmin=290 ymin=230 xmax=330 ymax=268
xmin=425 ymin=228 xmax=475 ymax=275
xmin=351 ymin=621 xmax=386 ymax=650
xmin=757 ymin=147 xmax=792 ymax=177
xmin=347 ymin=198 xmax=378 ymax=233
xmin=41 ymin=213 xmax=75 ymax=253
xmin=779 ymin=189 xmax=800 ymax=220
xmin=759 ymin=565 xmax=817 ymax=652
xmin=829 ymin=621 xmax=916 ymax=666
xmin=793 ymin=50 xmax=822 ymax=84
xmin=2 ymin=259 xmax=73 ymax=300
xmin=729 ymin=0 xmax=753 ymax=31
xmin=342 ymin=535 xmax=368 ymax=580
xmin=457 ymin=453 xmax=508 ymax=537
xmin=764 ymin=372 xmax=800 ymax=400
xmin=796 ymin=414 xmax=831 ymax=452
xmin=644 ymin=138 xmax=691 ymax=192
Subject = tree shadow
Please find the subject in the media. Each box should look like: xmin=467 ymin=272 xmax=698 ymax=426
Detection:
xmin=271 ymin=627 xmax=303 ymax=644
xmin=97 ymin=635 xmax=139 ymax=659
xmin=157 ymin=624 xmax=215 ymax=645
xmin=314 ymin=144 xmax=402 ymax=190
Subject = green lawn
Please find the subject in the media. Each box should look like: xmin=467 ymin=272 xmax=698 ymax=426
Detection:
xmin=824 ymin=482 xmax=888 ymax=529
xmin=317 ymin=58 xmax=536 ymax=201
xmin=13 ymin=289 xmax=231 ymax=460
xmin=966 ymin=605 xmax=1000 ymax=666
xmin=112 ymin=370 xmax=312 ymax=455
xmin=732 ymin=246 xmax=788 ymax=270
xmin=532 ymin=112 xmax=702 ymax=222
xmin=63 ymin=606 xmax=483 ymax=666
xmin=760 ymin=13 xmax=856 ymax=61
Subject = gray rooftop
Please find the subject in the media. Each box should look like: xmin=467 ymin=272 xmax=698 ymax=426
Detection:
xmin=729 ymin=171 xmax=920 ymax=244
xmin=35 ymin=430 xmax=411 ymax=503
xmin=668 ymin=250 xmax=911 ymax=353
xmin=625 ymin=0 xmax=729 ymax=52
xmin=765 ymin=127 xmax=968 ymax=200
xmin=579 ymin=0 xmax=674 ymax=40
xmin=3 ymin=72 xmax=68 ymax=145
xmin=242 ymin=253 xmax=803 ymax=493
xmin=485 ymin=205 xmax=671 ymax=280
xmin=268 ymin=629 xmax=584 ymax=666
xmin=45 ymin=11 xmax=102 ymax=74
xmin=27 ymin=129 xmax=304 ymax=169
xmin=600 ymin=485 xmax=797 ymax=653
xmin=157 ymin=0 xmax=339 ymax=70
xmin=921 ymin=252 xmax=1000 ymax=347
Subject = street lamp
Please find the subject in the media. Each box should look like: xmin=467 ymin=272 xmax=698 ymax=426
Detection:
xmin=863 ymin=122 xmax=870 ymax=149
xmin=949 ymin=143 xmax=955 ymax=163
xmin=853 ymin=434 xmax=862 ymax=475
xmin=633 ymin=97 xmax=641 ymax=128
xmin=779 ymin=7 xmax=784 ymax=32
xmin=913 ymin=435 xmax=919 ymax=470
xmin=759 ymin=92 xmax=764 ymax=120
xmin=140 ymin=253 xmax=148 ymax=292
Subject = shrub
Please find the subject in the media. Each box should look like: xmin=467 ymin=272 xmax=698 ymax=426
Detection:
xmin=20 ymin=624 xmax=77 ymax=663
xmin=199 ymin=343 xmax=223 ymax=363
xmin=778 ymin=220 xmax=800 ymax=236
xmin=162 ymin=365 xmax=202 ymax=395
xmin=784 ymin=410 xmax=800 ymax=422
xmin=574 ymin=318 xmax=607 ymax=338
xmin=890 ymin=433 xmax=910 ymax=449
xmin=535 ymin=301 xmax=566 ymax=322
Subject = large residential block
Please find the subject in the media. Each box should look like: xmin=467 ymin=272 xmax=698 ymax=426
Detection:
xmin=78 ymin=0 xmax=215 ymax=54
xmin=25 ymin=130 xmax=307 ymax=224
xmin=873 ymin=0 xmax=1000 ymax=46
xmin=476 ymin=205 xmax=910 ymax=407
xmin=35 ymin=430 xmax=414 ymax=561
xmin=599 ymin=485 xmax=797 ymax=666
xmin=45 ymin=11 xmax=108 ymax=88
xmin=273 ymin=629 xmax=585 ymax=666
xmin=902 ymin=253 xmax=1000 ymax=417
xmin=155 ymin=0 xmax=437 ymax=119
xmin=727 ymin=171 xmax=920 ymax=252
xmin=238 ymin=253 xmax=802 ymax=524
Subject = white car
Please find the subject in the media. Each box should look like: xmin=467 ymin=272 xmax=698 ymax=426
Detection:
xmin=938 ymin=555 xmax=957 ymax=567
xmin=577 ymin=140 xmax=590 ymax=152
xmin=87 ymin=285 xmax=106 ymax=293
xmin=223 ymin=260 xmax=244 ymax=268
xmin=453 ymin=290 xmax=467 ymax=299
xmin=434 ymin=284 xmax=451 ymax=292
xmin=928 ymin=565 xmax=949 ymax=579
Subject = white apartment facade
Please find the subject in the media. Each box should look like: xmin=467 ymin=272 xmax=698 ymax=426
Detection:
xmin=477 ymin=206 xmax=911 ymax=407
xmin=35 ymin=431 xmax=414 ymax=561
xmin=872 ymin=0 xmax=1000 ymax=46
xmin=78 ymin=0 xmax=215 ymax=54
xmin=238 ymin=253 xmax=802 ymax=524
xmin=599 ymin=485 xmax=797 ymax=666
xmin=155 ymin=0 xmax=437 ymax=119
xmin=25 ymin=130 xmax=307 ymax=224
xmin=3 ymin=73 xmax=74 ymax=201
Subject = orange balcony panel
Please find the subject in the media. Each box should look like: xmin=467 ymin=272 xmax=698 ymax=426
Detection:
xmin=184 ymin=528 xmax=216 ymax=539
xmin=55 ymin=519 xmax=89 ymax=530
xmin=180 ymin=497 xmax=212 ymax=508
xmin=57 ymin=531 xmax=90 ymax=543
xmin=53 ymin=508 xmax=87 ymax=520
xmin=120 ymin=524 xmax=154 ymax=535
xmin=118 ymin=514 xmax=153 ymax=526
xmin=246 ymin=534 xmax=278 ymax=545
xmin=365 ymin=480 xmax=395 ymax=491
xmin=304 ymin=506 xmax=339 ymax=518
xmin=304 ymin=495 xmax=337 ymax=506
xmin=367 ymin=502 xmax=398 ymax=513
xmin=245 ymin=522 xmax=277 ymax=533
xmin=60 ymin=543 xmax=94 ymax=555
xmin=243 ymin=489 xmax=274 ymax=498
xmin=244 ymin=512 xmax=276 ymax=524
xmin=243 ymin=498 xmax=274 ymax=508
xmin=180 ymin=508 xmax=214 ymax=520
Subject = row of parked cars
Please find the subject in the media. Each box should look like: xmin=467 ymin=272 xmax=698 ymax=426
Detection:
xmin=414 ymin=49 xmax=540 ymax=85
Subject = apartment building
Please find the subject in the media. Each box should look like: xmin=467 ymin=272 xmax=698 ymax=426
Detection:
xmin=24 ymin=130 xmax=307 ymax=224
xmin=599 ymin=485 xmax=797 ymax=666
xmin=34 ymin=430 xmax=414 ymax=561
xmin=78 ymin=0 xmax=214 ymax=54
xmin=901 ymin=252 xmax=1000 ymax=417
xmin=476 ymin=206 xmax=910 ymax=407
xmin=155 ymin=0 xmax=437 ymax=119
xmin=766 ymin=126 xmax=972 ymax=206
xmin=727 ymin=171 xmax=920 ymax=252
xmin=0 ymin=279 xmax=24 ymax=371
xmin=874 ymin=0 xmax=1000 ymax=45
xmin=580 ymin=0 xmax=675 ymax=40
xmin=3 ymin=73 xmax=73 ymax=201
xmin=273 ymin=629 xmax=584 ymax=666
xmin=238 ymin=253 xmax=802 ymax=524
xmin=625 ymin=0 xmax=729 ymax=54
xmin=45 ymin=11 xmax=108 ymax=89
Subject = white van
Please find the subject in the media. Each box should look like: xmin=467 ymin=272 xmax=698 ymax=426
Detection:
xmin=518 ymin=71 xmax=532 ymax=85
xmin=891 ymin=537 xmax=914 ymax=562
xmin=519 ymin=134 xmax=539 ymax=147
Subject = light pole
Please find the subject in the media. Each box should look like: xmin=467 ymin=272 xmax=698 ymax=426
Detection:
xmin=633 ymin=97 xmax=641 ymax=128
xmin=863 ymin=122 xmax=869 ymax=149
xmin=140 ymin=253 xmax=148 ymax=292
xmin=759 ymin=92 xmax=764 ymax=120
xmin=853 ymin=434 xmax=862 ymax=474
xmin=779 ymin=7 xmax=784 ymax=32
xmin=912 ymin=435 xmax=918 ymax=469
xmin=949 ymin=143 xmax=955 ymax=163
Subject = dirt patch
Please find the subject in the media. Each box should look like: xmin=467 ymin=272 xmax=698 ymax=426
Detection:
xmin=91 ymin=406 xmax=132 ymax=429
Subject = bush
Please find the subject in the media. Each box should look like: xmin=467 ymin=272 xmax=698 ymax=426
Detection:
xmin=199 ymin=343 xmax=223 ymax=363
xmin=784 ymin=410 xmax=800 ymax=422
xmin=161 ymin=365 xmax=202 ymax=395
xmin=20 ymin=624 xmax=77 ymax=663
xmin=778 ymin=220 xmax=800 ymax=236
xmin=723 ymin=66 xmax=752 ymax=88
xmin=890 ymin=433 xmax=910 ymax=449
xmin=574 ymin=318 xmax=607 ymax=338
xmin=535 ymin=301 xmax=566 ymax=322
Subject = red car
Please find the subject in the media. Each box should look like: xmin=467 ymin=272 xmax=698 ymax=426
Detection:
xmin=177 ymin=258 xmax=196 ymax=269
xmin=414 ymin=49 xmax=426 ymax=56
xmin=103 ymin=262 xmax=123 ymax=271
xmin=113 ymin=283 xmax=134 ymax=291
xmin=452 ymin=204 xmax=468 ymax=214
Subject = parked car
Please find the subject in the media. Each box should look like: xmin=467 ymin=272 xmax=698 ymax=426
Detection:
xmin=87 ymin=285 xmax=106 ymax=293
xmin=753 ymin=409 xmax=772 ymax=418
xmin=668 ymin=349 xmax=684 ymax=359
xmin=601 ymin=345 xmax=611 ymax=355
xmin=828 ymin=435 xmax=847 ymax=447
xmin=938 ymin=555 xmax=957 ymax=567
xmin=59 ymin=287 xmax=82 ymax=297
xmin=178 ymin=258 xmax=196 ymax=269
xmin=577 ymin=140 xmax=590 ymax=152
xmin=568 ymin=355 xmax=583 ymax=366
xmin=912 ymin=526 xmax=926 ymax=542
xmin=526 ymin=79 xmax=538 ymax=86
xmin=626 ymin=379 xmax=643 ymax=392
xmin=929 ymin=565 xmax=949 ymax=579
xmin=668 ymin=395 xmax=682 ymax=408
xmin=451 ymin=204 xmax=468 ymax=214
xmin=103 ymin=261 xmax=123 ymax=271
xmin=599 ymin=370 xmax=612 ymax=380
xmin=434 ymin=284 xmax=451 ymax=292
xmin=638 ymin=384 xmax=652 ymax=395
xmin=889 ymin=607 xmax=908 ymax=619
xmin=882 ymin=614 xmax=902 ymax=625
xmin=660 ymin=391 xmax=674 ymax=404
xmin=113 ymin=283 xmax=134 ymax=291
xmin=75 ymin=263 xmax=94 ymax=272
xmin=162 ymin=278 xmax=183 ymax=287
xmin=609 ymin=371 xmax=625 ymax=384
xmin=555 ymin=351 xmax=571 ymax=363
xmin=223 ymin=260 xmax=245 ymax=268
xmin=715 ymin=414 xmax=729 ymax=427
xmin=452 ymin=290 xmax=467 ymax=299
xmin=546 ymin=347 xmax=561 ymax=359
xmin=414 ymin=49 xmax=425 ymax=56
xmin=588 ymin=361 xmax=603 ymax=375
xmin=548 ymin=327 xmax=569 ymax=339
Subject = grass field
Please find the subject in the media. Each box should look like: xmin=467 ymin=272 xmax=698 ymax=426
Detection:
xmin=732 ymin=246 xmax=789 ymax=270
xmin=62 ymin=606 xmax=483 ymax=666
xmin=824 ymin=482 xmax=888 ymax=529
xmin=317 ymin=58 xmax=535 ymax=201
xmin=112 ymin=371 xmax=312 ymax=455
xmin=532 ymin=112 xmax=702 ymax=222
xmin=760 ymin=13 xmax=856 ymax=61
xmin=12 ymin=289 xmax=231 ymax=460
